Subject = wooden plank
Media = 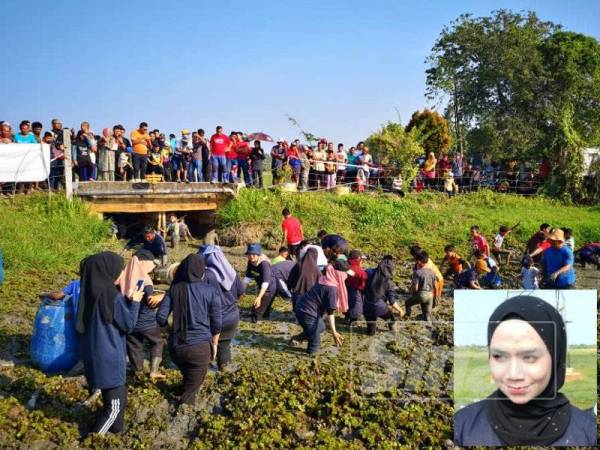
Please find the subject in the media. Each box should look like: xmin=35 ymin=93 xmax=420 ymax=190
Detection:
xmin=87 ymin=200 xmax=221 ymax=213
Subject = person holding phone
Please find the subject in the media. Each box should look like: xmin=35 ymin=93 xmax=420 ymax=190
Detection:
xmin=157 ymin=254 xmax=222 ymax=405
xmin=121 ymin=250 xmax=166 ymax=381
xmin=76 ymin=252 xmax=143 ymax=436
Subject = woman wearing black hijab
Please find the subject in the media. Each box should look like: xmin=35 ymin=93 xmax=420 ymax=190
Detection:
xmin=156 ymin=254 xmax=222 ymax=405
xmin=363 ymin=256 xmax=403 ymax=335
xmin=77 ymin=251 xmax=143 ymax=435
xmin=288 ymin=247 xmax=320 ymax=308
xmin=454 ymin=295 xmax=596 ymax=446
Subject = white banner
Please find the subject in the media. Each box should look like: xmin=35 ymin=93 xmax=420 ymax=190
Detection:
xmin=0 ymin=143 xmax=51 ymax=182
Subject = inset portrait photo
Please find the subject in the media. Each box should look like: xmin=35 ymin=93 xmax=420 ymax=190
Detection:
xmin=453 ymin=290 xmax=597 ymax=447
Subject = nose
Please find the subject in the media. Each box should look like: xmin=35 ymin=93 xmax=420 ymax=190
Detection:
xmin=507 ymin=357 xmax=525 ymax=381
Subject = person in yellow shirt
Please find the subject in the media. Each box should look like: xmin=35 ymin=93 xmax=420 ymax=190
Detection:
xmin=130 ymin=122 xmax=152 ymax=181
xmin=410 ymin=245 xmax=444 ymax=302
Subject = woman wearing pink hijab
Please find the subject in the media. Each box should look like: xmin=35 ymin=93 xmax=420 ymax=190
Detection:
xmin=292 ymin=264 xmax=344 ymax=354
xmin=98 ymin=127 xmax=117 ymax=181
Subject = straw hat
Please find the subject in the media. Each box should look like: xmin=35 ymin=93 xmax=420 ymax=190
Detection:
xmin=548 ymin=228 xmax=565 ymax=243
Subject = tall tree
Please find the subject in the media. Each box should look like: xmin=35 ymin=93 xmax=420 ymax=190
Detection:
xmin=425 ymin=10 xmax=557 ymax=159
xmin=536 ymin=32 xmax=600 ymax=199
xmin=405 ymin=109 xmax=452 ymax=156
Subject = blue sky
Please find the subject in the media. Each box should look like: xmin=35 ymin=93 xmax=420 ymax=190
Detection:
xmin=454 ymin=290 xmax=597 ymax=346
xmin=1 ymin=0 xmax=599 ymax=144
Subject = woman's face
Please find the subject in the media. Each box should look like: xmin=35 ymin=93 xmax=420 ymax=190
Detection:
xmin=489 ymin=319 xmax=552 ymax=405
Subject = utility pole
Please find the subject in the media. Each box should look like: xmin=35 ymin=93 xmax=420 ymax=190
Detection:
xmin=63 ymin=129 xmax=73 ymax=200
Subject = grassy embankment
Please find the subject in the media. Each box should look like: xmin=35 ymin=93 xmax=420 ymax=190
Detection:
xmin=219 ymin=188 xmax=600 ymax=287
xmin=0 ymin=191 xmax=598 ymax=448
xmin=454 ymin=346 xmax=596 ymax=410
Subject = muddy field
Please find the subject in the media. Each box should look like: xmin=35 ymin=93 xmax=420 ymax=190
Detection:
xmin=0 ymin=236 xmax=598 ymax=448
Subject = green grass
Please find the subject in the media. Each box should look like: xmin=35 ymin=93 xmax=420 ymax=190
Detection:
xmin=454 ymin=346 xmax=596 ymax=410
xmin=219 ymin=188 xmax=600 ymax=260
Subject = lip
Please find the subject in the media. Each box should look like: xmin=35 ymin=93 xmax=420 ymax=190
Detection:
xmin=506 ymin=384 xmax=531 ymax=395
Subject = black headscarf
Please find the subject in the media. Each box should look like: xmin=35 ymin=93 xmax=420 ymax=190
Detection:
xmin=289 ymin=247 xmax=320 ymax=296
xmin=169 ymin=254 xmax=205 ymax=345
xmin=484 ymin=295 xmax=571 ymax=446
xmin=366 ymin=255 xmax=394 ymax=301
xmin=76 ymin=252 xmax=124 ymax=334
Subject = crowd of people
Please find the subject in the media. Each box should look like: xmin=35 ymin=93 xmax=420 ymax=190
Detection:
xmin=33 ymin=203 xmax=592 ymax=436
xmin=1 ymin=119 xmax=550 ymax=195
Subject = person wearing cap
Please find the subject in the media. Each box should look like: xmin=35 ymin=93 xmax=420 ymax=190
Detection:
xmin=345 ymin=249 xmax=368 ymax=324
xmin=541 ymin=228 xmax=575 ymax=289
xmin=243 ymin=243 xmax=277 ymax=322
xmin=210 ymin=126 xmax=231 ymax=183
xmin=130 ymin=122 xmax=152 ymax=181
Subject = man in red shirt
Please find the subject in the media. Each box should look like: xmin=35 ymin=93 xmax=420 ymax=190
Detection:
xmin=209 ymin=125 xmax=231 ymax=183
xmin=236 ymin=132 xmax=253 ymax=186
xmin=470 ymin=225 xmax=490 ymax=257
xmin=281 ymin=207 xmax=304 ymax=258
xmin=225 ymin=132 xmax=239 ymax=183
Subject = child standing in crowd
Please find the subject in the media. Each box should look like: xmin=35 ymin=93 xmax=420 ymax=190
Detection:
xmin=563 ymin=228 xmax=575 ymax=251
xmin=443 ymin=172 xmax=458 ymax=197
xmin=167 ymin=214 xmax=180 ymax=248
xmin=519 ymin=255 xmax=540 ymax=289
xmin=356 ymin=169 xmax=367 ymax=193
xmin=441 ymin=245 xmax=469 ymax=279
xmin=147 ymin=146 xmax=163 ymax=176
xmin=325 ymin=148 xmax=337 ymax=190
xmin=474 ymin=249 xmax=501 ymax=288
xmin=492 ymin=225 xmax=515 ymax=265
xmin=470 ymin=225 xmax=490 ymax=257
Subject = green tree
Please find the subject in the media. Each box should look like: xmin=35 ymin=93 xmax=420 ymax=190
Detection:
xmin=535 ymin=32 xmax=600 ymax=200
xmin=365 ymin=122 xmax=424 ymax=185
xmin=405 ymin=109 xmax=452 ymax=155
xmin=425 ymin=10 xmax=556 ymax=159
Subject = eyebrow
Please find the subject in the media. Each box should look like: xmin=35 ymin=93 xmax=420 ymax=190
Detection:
xmin=490 ymin=348 xmax=542 ymax=357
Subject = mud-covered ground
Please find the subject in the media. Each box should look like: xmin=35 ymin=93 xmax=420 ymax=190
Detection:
xmin=0 ymin=238 xmax=597 ymax=449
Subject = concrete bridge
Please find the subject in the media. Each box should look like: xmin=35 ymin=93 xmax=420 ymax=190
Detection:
xmin=74 ymin=181 xmax=239 ymax=232
xmin=74 ymin=181 xmax=238 ymax=214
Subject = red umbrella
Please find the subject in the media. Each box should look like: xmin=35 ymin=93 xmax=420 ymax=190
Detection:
xmin=247 ymin=132 xmax=274 ymax=142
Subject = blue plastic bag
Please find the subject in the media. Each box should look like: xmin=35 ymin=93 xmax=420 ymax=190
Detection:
xmin=30 ymin=296 xmax=80 ymax=374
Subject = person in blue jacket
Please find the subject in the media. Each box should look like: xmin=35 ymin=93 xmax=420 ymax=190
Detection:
xmin=454 ymin=295 xmax=596 ymax=447
xmin=293 ymin=264 xmax=344 ymax=354
xmin=123 ymin=250 xmax=165 ymax=381
xmin=126 ymin=225 xmax=168 ymax=266
xmin=157 ymin=254 xmax=222 ymax=405
xmin=76 ymin=252 xmax=143 ymax=435
xmin=199 ymin=245 xmax=245 ymax=371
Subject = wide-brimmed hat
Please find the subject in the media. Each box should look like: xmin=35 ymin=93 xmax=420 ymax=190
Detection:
xmin=245 ymin=243 xmax=262 ymax=255
xmin=548 ymin=228 xmax=565 ymax=243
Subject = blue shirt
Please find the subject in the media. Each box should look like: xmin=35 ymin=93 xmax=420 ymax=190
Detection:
xmin=542 ymin=246 xmax=575 ymax=288
xmin=14 ymin=133 xmax=38 ymax=144
xmin=62 ymin=280 xmax=81 ymax=316
xmin=294 ymin=283 xmax=338 ymax=319
xmin=80 ymin=294 xmax=140 ymax=390
xmin=127 ymin=234 xmax=167 ymax=258
xmin=157 ymin=280 xmax=222 ymax=348
xmin=454 ymin=400 xmax=596 ymax=447
xmin=205 ymin=271 xmax=244 ymax=327
xmin=133 ymin=285 xmax=159 ymax=332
